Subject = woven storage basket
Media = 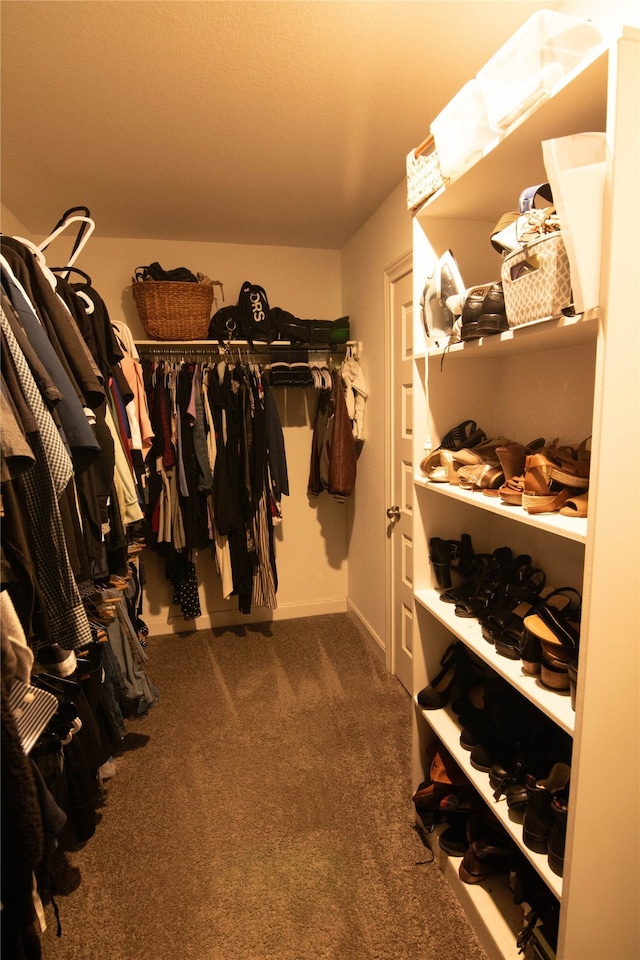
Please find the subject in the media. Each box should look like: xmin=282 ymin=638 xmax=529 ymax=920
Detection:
xmin=406 ymin=136 xmax=445 ymax=211
xmin=132 ymin=281 xmax=214 ymax=340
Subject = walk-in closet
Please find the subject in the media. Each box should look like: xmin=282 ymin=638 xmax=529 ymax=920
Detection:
xmin=1 ymin=3 xmax=638 ymax=960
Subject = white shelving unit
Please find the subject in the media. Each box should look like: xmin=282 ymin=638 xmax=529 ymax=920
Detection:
xmin=410 ymin=27 xmax=639 ymax=960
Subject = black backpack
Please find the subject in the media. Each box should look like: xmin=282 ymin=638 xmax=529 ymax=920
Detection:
xmin=208 ymin=281 xmax=272 ymax=344
xmin=236 ymin=281 xmax=272 ymax=343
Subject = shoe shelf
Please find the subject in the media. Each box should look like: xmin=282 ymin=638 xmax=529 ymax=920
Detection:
xmin=417 ymin=815 xmax=525 ymax=960
xmin=414 ymin=479 xmax=588 ymax=544
xmin=414 ymin=587 xmax=576 ymax=737
xmin=415 ymin=698 xmax=563 ymax=901
xmin=427 ymin=310 xmax=598 ymax=363
xmin=439 ymin=852 xmax=525 ymax=960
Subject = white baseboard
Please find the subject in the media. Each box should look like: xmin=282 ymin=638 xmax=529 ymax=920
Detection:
xmin=346 ymin=598 xmax=387 ymax=666
xmin=144 ymin=597 xmax=349 ymax=636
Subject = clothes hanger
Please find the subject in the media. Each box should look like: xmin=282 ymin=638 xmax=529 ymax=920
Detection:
xmin=39 ymin=205 xmax=96 ymax=269
xmin=50 ymin=265 xmax=93 ymax=285
xmin=72 ymin=288 xmax=95 ymax=314
xmin=49 ymin=265 xmax=96 ymax=311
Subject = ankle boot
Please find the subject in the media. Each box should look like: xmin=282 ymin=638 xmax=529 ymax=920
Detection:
xmin=429 ymin=534 xmax=475 ymax=590
xmin=547 ymin=796 xmax=569 ymax=876
xmin=523 ymin=762 xmax=571 ymax=854
xmin=459 ymin=816 xmax=513 ymax=883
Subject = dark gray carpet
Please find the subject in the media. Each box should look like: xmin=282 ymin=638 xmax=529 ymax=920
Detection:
xmin=42 ymin=614 xmax=488 ymax=960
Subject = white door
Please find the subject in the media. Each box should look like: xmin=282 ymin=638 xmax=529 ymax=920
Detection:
xmin=386 ymin=255 xmax=414 ymax=693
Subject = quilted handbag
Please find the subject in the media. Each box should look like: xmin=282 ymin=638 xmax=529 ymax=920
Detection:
xmin=501 ymin=231 xmax=573 ymax=328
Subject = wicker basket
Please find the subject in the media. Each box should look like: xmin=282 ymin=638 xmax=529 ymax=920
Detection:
xmin=406 ymin=136 xmax=445 ymax=211
xmin=132 ymin=280 xmax=214 ymax=340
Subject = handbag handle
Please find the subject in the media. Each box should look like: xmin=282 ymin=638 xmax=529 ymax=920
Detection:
xmin=518 ymin=182 xmax=553 ymax=213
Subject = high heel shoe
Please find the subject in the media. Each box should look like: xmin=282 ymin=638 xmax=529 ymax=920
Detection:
xmin=481 ymin=563 xmax=546 ymax=657
xmin=547 ymin=438 xmax=591 ymax=489
xmin=429 ymin=534 xmax=475 ymax=589
xmin=441 ymin=436 xmax=511 ymax=485
xmin=420 ymin=419 xmax=486 ymax=479
xmin=521 ymin=453 xmax=572 ymax=514
xmin=454 ymin=546 xmax=513 ymax=619
xmin=522 ymin=587 xmax=581 ymax=651
xmin=417 ymin=642 xmax=473 ymax=710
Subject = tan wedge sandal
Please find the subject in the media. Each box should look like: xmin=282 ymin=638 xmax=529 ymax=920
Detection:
xmin=521 ymin=454 xmax=571 ymax=514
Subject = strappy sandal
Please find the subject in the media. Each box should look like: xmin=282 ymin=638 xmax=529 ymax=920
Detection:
xmin=547 ymin=438 xmax=591 ymax=489
xmin=521 ymin=454 xmax=571 ymax=514
xmin=457 ymin=462 xmax=504 ymax=490
xmin=481 ymin=567 xmax=547 ymax=658
xmin=559 ymin=491 xmax=588 ymax=517
xmin=441 ymin=436 xmax=511 ymax=484
xmin=421 ymin=419 xmax=487 ymax=479
xmin=498 ymin=472 xmax=526 ymax=506
xmin=481 ymin=438 xmax=545 ymax=500
xmin=523 ymin=588 xmax=581 ymax=651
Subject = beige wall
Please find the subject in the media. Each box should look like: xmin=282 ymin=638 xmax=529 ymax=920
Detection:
xmin=340 ymin=181 xmax=412 ymax=651
xmin=1 ymin=204 xmax=31 ymax=239
xmin=1 ymin=211 xmax=355 ymax=631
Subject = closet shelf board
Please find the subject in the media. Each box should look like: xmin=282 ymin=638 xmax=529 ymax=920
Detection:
xmin=427 ymin=311 xmax=598 ymax=362
xmin=414 ymin=45 xmax=608 ymax=223
xmin=416 ymin=699 xmax=563 ymax=900
xmin=414 ymin=587 xmax=576 ymax=736
xmin=414 ymin=480 xmax=588 ymax=544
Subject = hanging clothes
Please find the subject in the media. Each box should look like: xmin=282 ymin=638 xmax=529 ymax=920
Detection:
xmin=141 ymin=351 xmax=287 ymax=616
xmin=308 ymin=367 xmax=357 ymax=502
xmin=340 ymin=349 xmax=368 ymax=446
xmin=1 ymin=227 xmax=157 ymax=709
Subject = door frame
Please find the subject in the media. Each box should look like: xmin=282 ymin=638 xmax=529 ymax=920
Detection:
xmin=384 ymin=248 xmax=413 ymax=677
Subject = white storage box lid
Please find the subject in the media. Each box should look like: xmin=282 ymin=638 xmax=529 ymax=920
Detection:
xmin=430 ymin=80 xmax=495 ymax=182
xmin=477 ymin=10 xmax=603 ymax=133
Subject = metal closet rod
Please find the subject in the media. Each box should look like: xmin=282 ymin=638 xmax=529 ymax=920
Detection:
xmin=134 ymin=339 xmax=360 ymax=359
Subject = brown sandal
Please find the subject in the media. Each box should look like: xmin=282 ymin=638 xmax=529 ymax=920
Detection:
xmin=559 ymin=491 xmax=589 ymax=517
xmin=547 ymin=438 xmax=591 ymax=489
xmin=521 ymin=454 xmax=571 ymax=514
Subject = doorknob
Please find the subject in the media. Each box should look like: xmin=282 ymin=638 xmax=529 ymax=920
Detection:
xmin=386 ymin=505 xmax=401 ymax=521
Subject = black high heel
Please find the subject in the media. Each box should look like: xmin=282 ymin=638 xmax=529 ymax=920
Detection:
xmin=417 ymin=642 xmax=473 ymax=710
xmin=429 ymin=534 xmax=475 ymax=590
xmin=454 ymin=546 xmax=513 ymax=619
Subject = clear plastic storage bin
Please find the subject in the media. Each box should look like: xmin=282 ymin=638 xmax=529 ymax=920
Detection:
xmin=477 ymin=11 xmax=603 ymax=133
xmin=430 ymin=80 xmax=495 ymax=182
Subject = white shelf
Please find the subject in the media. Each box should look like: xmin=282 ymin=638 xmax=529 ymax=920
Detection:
xmin=426 ymin=310 xmax=598 ymax=361
xmin=415 ymin=699 xmax=563 ymax=901
xmin=417 ymin=817 xmax=525 ymax=960
xmin=415 ymin=45 xmax=609 ymax=225
xmin=414 ymin=478 xmax=588 ymax=545
xmin=414 ymin=587 xmax=575 ymax=736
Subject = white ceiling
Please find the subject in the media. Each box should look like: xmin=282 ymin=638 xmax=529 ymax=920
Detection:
xmin=2 ymin=0 xmax=569 ymax=249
